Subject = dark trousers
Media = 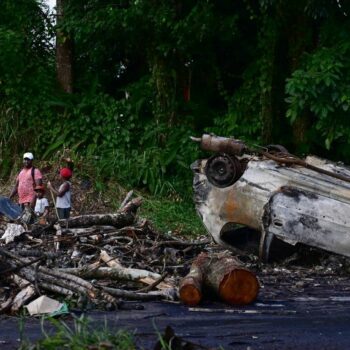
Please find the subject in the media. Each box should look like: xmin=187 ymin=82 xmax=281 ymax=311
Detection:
xmin=57 ymin=207 xmax=71 ymax=219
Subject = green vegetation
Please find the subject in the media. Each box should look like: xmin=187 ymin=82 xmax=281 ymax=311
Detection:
xmin=1 ymin=0 xmax=350 ymax=233
xmin=19 ymin=316 xmax=219 ymax=350
xmin=140 ymin=196 xmax=204 ymax=237
xmin=19 ymin=315 xmax=136 ymax=350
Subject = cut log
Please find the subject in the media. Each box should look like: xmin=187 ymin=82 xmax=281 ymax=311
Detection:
xmin=204 ymin=254 xmax=259 ymax=305
xmin=179 ymin=253 xmax=207 ymax=306
xmin=179 ymin=252 xmax=259 ymax=306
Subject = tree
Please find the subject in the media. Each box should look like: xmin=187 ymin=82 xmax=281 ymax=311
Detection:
xmin=56 ymin=0 xmax=73 ymax=93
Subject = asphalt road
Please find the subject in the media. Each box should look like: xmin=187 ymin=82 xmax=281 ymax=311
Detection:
xmin=1 ymin=297 xmax=350 ymax=349
xmin=1 ymin=266 xmax=350 ymax=349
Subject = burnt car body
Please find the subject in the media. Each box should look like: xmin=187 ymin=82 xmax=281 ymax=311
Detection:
xmin=191 ymin=134 xmax=350 ymax=261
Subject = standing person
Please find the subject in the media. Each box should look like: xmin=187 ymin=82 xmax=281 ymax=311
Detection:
xmin=34 ymin=185 xmax=49 ymax=224
xmin=9 ymin=152 xmax=43 ymax=209
xmin=47 ymin=167 xmax=72 ymax=219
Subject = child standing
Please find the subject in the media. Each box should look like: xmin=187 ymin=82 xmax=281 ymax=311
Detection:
xmin=48 ymin=167 xmax=72 ymax=219
xmin=34 ymin=185 xmax=49 ymax=224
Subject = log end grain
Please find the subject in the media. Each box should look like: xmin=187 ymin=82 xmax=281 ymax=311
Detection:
xmin=179 ymin=277 xmax=202 ymax=306
xmin=219 ymin=269 xmax=259 ymax=305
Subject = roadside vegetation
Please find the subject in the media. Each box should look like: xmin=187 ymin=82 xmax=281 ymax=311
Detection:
xmin=1 ymin=0 xmax=350 ymax=235
xmin=18 ymin=315 xmax=207 ymax=350
xmin=18 ymin=315 xmax=136 ymax=350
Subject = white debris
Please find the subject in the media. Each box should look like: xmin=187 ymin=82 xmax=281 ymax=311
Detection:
xmin=25 ymin=295 xmax=63 ymax=316
xmin=1 ymin=223 xmax=25 ymax=244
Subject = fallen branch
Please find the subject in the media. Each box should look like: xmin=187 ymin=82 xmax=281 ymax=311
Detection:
xmin=60 ymin=197 xmax=142 ymax=228
xmin=60 ymin=266 xmax=161 ymax=282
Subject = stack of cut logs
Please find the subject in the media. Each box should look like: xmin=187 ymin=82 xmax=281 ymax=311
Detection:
xmin=179 ymin=252 xmax=259 ymax=306
xmin=0 ymin=196 xmax=259 ymax=314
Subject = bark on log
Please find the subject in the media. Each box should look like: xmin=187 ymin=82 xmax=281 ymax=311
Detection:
xmin=102 ymin=286 xmax=176 ymax=301
xmin=54 ymin=223 xmax=62 ymax=251
xmin=179 ymin=253 xmax=259 ymax=306
xmin=60 ymin=197 xmax=142 ymax=228
xmin=119 ymin=190 xmax=134 ymax=209
xmin=63 ymin=226 xmax=116 ymax=237
xmin=100 ymin=250 xmax=173 ymax=290
xmin=11 ymin=286 xmax=36 ymax=313
xmin=0 ymin=297 xmax=14 ymax=314
xmin=100 ymin=250 xmax=122 ymax=268
xmin=11 ymin=275 xmax=37 ymax=313
xmin=3 ymin=249 xmax=116 ymax=304
xmin=53 ymin=196 xmax=142 ymax=231
xmin=60 ymin=212 xmax=135 ymax=228
xmin=60 ymin=266 xmax=161 ymax=281
xmin=101 ymin=287 xmax=161 ymax=301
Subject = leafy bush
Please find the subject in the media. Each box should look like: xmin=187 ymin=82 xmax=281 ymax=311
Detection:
xmin=286 ymin=34 xmax=350 ymax=161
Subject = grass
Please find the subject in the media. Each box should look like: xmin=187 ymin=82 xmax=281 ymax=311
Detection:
xmin=18 ymin=315 xmax=222 ymax=350
xmin=139 ymin=195 xmax=205 ymax=237
xmin=19 ymin=315 xmax=136 ymax=350
xmin=96 ymin=177 xmax=206 ymax=238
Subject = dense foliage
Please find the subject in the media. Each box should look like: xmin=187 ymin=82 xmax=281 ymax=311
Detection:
xmin=1 ymin=0 xmax=350 ymax=198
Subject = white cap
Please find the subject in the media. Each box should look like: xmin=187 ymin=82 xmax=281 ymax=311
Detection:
xmin=23 ymin=152 xmax=34 ymax=160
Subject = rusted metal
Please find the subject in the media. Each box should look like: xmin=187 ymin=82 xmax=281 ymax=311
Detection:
xmin=191 ymin=134 xmax=247 ymax=156
xmin=191 ymin=135 xmax=350 ymax=261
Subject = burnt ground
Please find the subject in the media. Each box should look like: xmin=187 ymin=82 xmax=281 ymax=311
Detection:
xmin=1 ymin=265 xmax=350 ymax=350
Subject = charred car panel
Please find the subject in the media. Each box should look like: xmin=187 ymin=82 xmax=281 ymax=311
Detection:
xmin=192 ymin=135 xmax=350 ymax=260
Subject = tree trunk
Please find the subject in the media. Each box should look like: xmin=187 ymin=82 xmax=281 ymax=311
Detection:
xmin=56 ymin=0 xmax=73 ymax=93
xmin=259 ymin=17 xmax=278 ymax=145
xmin=283 ymin=0 xmax=314 ymax=149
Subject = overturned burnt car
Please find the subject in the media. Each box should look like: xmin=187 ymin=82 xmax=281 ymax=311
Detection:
xmin=191 ymin=134 xmax=350 ymax=261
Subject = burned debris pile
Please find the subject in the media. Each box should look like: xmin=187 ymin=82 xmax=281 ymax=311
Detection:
xmin=0 ymin=197 xmax=215 ymax=315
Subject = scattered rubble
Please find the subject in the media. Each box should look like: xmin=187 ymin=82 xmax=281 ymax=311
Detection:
xmin=0 ymin=196 xmax=215 ymax=315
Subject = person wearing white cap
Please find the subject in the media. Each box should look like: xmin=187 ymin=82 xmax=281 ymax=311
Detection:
xmin=9 ymin=152 xmax=43 ymax=209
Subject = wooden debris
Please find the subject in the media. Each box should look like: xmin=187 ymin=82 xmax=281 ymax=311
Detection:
xmin=179 ymin=252 xmax=260 ymax=306
xmin=179 ymin=253 xmax=206 ymax=306
xmin=0 ymin=193 xmax=230 ymax=314
xmin=60 ymin=197 xmax=141 ymax=228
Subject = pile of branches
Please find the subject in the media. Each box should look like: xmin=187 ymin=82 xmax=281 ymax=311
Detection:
xmin=0 ymin=196 xmax=210 ymax=314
